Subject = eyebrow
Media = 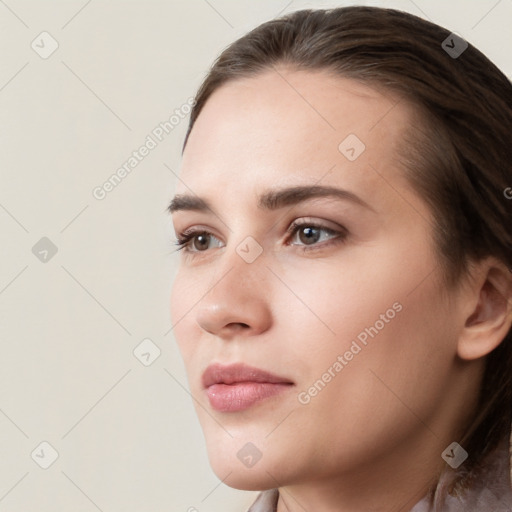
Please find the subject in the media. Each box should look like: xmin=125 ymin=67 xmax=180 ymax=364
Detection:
xmin=167 ymin=185 xmax=375 ymax=215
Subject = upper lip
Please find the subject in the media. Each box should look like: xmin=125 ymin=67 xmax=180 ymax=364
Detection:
xmin=202 ymin=362 xmax=294 ymax=388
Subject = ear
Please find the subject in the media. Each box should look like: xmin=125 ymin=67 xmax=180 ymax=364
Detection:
xmin=457 ymin=258 xmax=512 ymax=361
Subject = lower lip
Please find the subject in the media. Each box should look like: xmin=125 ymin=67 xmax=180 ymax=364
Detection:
xmin=206 ymin=382 xmax=293 ymax=412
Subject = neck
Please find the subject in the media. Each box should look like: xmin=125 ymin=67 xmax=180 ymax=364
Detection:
xmin=275 ymin=429 xmax=452 ymax=512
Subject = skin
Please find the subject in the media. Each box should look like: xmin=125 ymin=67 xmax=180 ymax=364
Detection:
xmin=169 ymin=68 xmax=512 ymax=512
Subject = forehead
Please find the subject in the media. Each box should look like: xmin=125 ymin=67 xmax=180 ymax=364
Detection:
xmin=177 ymin=69 xmax=417 ymax=205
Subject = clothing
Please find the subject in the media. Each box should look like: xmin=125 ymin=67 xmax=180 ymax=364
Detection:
xmin=246 ymin=426 xmax=512 ymax=511
xmin=247 ymin=489 xmax=278 ymax=512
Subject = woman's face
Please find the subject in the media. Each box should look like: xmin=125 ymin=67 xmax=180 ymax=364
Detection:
xmin=169 ymin=69 xmax=471 ymax=490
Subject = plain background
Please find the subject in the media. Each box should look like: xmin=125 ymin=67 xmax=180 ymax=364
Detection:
xmin=0 ymin=1 xmax=511 ymax=510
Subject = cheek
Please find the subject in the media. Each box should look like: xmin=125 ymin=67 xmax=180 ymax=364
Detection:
xmin=284 ymin=264 xmax=455 ymax=456
xmin=169 ymin=275 xmax=183 ymax=337
xmin=169 ymin=272 xmax=198 ymax=361
xmin=275 ymin=255 xmax=402 ymax=353
xmin=276 ymin=245 xmax=455 ymax=403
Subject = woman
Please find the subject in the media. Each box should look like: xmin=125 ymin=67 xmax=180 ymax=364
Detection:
xmin=168 ymin=6 xmax=512 ymax=511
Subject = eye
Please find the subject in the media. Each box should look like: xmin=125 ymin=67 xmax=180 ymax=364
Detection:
xmin=173 ymin=229 xmax=223 ymax=253
xmin=173 ymin=220 xmax=347 ymax=255
xmin=286 ymin=220 xmax=346 ymax=252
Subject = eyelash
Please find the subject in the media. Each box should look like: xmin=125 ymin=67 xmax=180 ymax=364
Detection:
xmin=172 ymin=220 xmax=347 ymax=255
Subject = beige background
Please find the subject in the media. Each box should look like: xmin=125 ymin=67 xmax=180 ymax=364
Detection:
xmin=0 ymin=0 xmax=510 ymax=510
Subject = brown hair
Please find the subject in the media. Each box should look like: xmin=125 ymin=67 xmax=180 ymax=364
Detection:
xmin=182 ymin=5 xmax=512 ymax=485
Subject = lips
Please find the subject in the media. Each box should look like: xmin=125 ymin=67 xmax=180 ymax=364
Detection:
xmin=202 ymin=362 xmax=293 ymax=388
xmin=202 ymin=362 xmax=294 ymax=412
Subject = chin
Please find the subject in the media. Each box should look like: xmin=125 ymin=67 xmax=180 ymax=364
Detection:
xmin=211 ymin=462 xmax=277 ymax=491
xmin=205 ymin=442 xmax=285 ymax=491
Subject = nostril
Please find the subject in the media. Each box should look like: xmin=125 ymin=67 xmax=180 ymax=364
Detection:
xmin=228 ymin=322 xmax=250 ymax=329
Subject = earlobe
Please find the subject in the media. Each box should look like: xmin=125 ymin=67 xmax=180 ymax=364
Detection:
xmin=457 ymin=261 xmax=512 ymax=361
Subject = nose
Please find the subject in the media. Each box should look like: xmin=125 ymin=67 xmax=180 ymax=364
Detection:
xmin=195 ymin=247 xmax=273 ymax=339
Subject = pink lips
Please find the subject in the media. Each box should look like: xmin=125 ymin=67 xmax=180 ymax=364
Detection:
xmin=202 ymin=362 xmax=294 ymax=412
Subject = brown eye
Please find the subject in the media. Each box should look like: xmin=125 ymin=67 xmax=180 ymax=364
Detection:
xmin=297 ymin=226 xmax=322 ymax=245
xmin=288 ymin=221 xmax=343 ymax=250
xmin=174 ymin=230 xmax=223 ymax=253
xmin=192 ymin=233 xmax=211 ymax=251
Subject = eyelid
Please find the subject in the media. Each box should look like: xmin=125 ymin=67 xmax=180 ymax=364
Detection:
xmin=285 ymin=217 xmax=345 ymax=238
